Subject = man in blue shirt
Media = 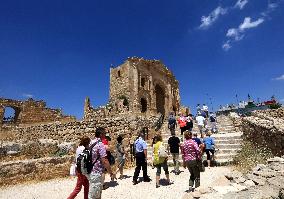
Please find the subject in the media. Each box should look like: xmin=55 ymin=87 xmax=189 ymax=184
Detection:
xmin=133 ymin=131 xmax=151 ymax=185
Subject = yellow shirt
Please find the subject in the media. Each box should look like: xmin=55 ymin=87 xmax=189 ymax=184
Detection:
xmin=153 ymin=141 xmax=166 ymax=165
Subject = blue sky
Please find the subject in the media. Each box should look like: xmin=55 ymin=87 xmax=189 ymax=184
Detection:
xmin=0 ymin=0 xmax=283 ymax=119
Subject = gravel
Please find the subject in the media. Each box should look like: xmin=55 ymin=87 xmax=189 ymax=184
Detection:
xmin=0 ymin=166 xmax=232 ymax=199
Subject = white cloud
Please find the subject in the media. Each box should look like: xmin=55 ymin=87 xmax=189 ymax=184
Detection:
xmin=273 ymin=74 xmax=284 ymax=80
xmin=199 ymin=6 xmax=228 ymax=29
xmin=239 ymin=17 xmax=264 ymax=30
xmin=22 ymin=93 xmax=34 ymax=98
xmin=222 ymin=41 xmax=232 ymax=51
xmin=226 ymin=28 xmax=244 ymax=41
xmin=234 ymin=0 xmax=248 ymax=10
xmin=223 ymin=17 xmax=264 ymax=50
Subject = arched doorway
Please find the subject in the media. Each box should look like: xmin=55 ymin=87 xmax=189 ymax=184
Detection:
xmin=155 ymin=84 xmax=165 ymax=115
xmin=140 ymin=98 xmax=147 ymax=113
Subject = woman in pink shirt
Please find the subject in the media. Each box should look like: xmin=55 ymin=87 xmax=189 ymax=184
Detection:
xmin=181 ymin=130 xmax=201 ymax=192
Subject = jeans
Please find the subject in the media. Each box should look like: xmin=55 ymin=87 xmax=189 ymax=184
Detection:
xmin=133 ymin=152 xmax=148 ymax=181
xmin=67 ymin=172 xmax=89 ymax=199
xmin=171 ymin=153 xmax=180 ymax=172
xmin=87 ymin=172 xmax=103 ymax=199
xmin=186 ymin=160 xmax=200 ymax=188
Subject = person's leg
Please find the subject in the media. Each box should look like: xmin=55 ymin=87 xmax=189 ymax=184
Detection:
xmin=133 ymin=154 xmax=142 ymax=183
xmin=193 ymin=163 xmax=201 ymax=188
xmin=82 ymin=174 xmax=89 ymax=199
xmin=186 ymin=161 xmax=194 ymax=191
xmin=142 ymin=160 xmax=149 ymax=181
xmin=155 ymin=164 xmax=161 ymax=187
xmin=67 ymin=173 xmax=83 ymax=199
xmin=162 ymin=162 xmax=170 ymax=183
xmin=205 ymin=149 xmax=211 ymax=167
xmin=88 ymin=173 xmax=103 ymax=199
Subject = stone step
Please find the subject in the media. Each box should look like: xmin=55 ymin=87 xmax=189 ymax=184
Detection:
xmin=215 ymin=148 xmax=241 ymax=154
xmin=214 ymin=153 xmax=237 ymax=159
xmin=215 ymin=143 xmax=242 ymax=149
xmin=215 ymin=139 xmax=243 ymax=144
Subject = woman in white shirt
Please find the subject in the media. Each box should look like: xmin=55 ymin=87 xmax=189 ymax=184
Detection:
xmin=67 ymin=137 xmax=91 ymax=199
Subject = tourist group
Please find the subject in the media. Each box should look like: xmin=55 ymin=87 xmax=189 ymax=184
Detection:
xmin=67 ymin=107 xmax=216 ymax=199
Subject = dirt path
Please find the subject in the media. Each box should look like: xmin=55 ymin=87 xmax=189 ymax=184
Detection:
xmin=0 ymin=166 xmax=232 ymax=199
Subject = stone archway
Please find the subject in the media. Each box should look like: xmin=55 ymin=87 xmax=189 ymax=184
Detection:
xmin=140 ymin=98 xmax=147 ymax=113
xmin=2 ymin=106 xmax=20 ymax=124
xmin=155 ymin=84 xmax=165 ymax=115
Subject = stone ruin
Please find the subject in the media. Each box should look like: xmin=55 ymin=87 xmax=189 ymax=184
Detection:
xmin=84 ymin=57 xmax=181 ymax=119
xmin=0 ymin=57 xmax=184 ymax=186
xmin=0 ymin=98 xmax=76 ymax=126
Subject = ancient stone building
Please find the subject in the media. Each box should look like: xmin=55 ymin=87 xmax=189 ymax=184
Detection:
xmin=0 ymin=98 xmax=75 ymax=126
xmin=84 ymin=57 xmax=181 ymax=119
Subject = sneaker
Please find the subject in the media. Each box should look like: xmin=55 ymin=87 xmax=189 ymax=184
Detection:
xmin=132 ymin=180 xmax=138 ymax=185
xmin=188 ymin=186 xmax=193 ymax=192
xmin=156 ymin=184 xmax=160 ymax=188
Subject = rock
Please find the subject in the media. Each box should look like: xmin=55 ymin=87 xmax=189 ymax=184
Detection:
xmin=211 ymin=176 xmax=231 ymax=186
xmin=267 ymin=157 xmax=284 ymax=163
xmin=197 ymin=187 xmax=211 ymax=194
xmin=246 ymin=174 xmax=266 ymax=186
xmin=192 ymin=191 xmax=201 ymax=198
xmin=231 ymin=183 xmax=248 ymax=192
xmin=212 ymin=186 xmax=238 ymax=194
xmin=181 ymin=193 xmax=193 ymax=199
xmin=252 ymin=164 xmax=266 ymax=172
xmin=244 ymin=180 xmax=256 ymax=187
xmin=268 ymin=176 xmax=284 ymax=189
xmin=234 ymin=176 xmax=246 ymax=183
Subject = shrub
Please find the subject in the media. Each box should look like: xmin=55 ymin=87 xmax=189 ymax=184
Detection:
xmin=233 ymin=141 xmax=273 ymax=173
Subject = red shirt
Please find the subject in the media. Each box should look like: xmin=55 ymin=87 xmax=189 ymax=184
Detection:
xmin=101 ymin=136 xmax=108 ymax=145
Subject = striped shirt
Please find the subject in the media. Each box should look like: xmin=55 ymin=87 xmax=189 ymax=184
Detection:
xmin=182 ymin=139 xmax=201 ymax=161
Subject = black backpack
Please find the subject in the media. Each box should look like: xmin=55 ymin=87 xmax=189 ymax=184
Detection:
xmin=76 ymin=142 xmax=100 ymax=175
xmin=210 ymin=116 xmax=216 ymax=122
xmin=107 ymin=151 xmax=115 ymax=165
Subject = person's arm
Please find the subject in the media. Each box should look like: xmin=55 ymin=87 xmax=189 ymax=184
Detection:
xmin=167 ymin=139 xmax=170 ymax=154
xmin=143 ymin=141 xmax=147 ymax=162
xmin=194 ymin=142 xmax=201 ymax=160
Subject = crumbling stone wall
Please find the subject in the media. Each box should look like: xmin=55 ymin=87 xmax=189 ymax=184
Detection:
xmin=0 ymin=98 xmax=76 ymax=126
xmin=0 ymin=156 xmax=73 ymax=186
xmin=241 ymin=108 xmax=284 ymax=156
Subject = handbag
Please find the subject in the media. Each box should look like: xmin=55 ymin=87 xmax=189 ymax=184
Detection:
xmin=69 ymin=163 xmax=76 ymax=176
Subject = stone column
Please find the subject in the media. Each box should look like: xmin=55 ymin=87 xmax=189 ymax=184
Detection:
xmin=132 ymin=67 xmax=139 ymax=113
xmin=167 ymin=84 xmax=172 ymax=117
xmin=149 ymin=76 xmax=156 ymax=114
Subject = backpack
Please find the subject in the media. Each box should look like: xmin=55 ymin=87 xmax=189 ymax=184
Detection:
xmin=210 ymin=116 xmax=216 ymax=122
xmin=107 ymin=151 xmax=115 ymax=165
xmin=168 ymin=117 xmax=176 ymax=129
xmin=158 ymin=143 xmax=168 ymax=158
xmin=76 ymin=142 xmax=99 ymax=175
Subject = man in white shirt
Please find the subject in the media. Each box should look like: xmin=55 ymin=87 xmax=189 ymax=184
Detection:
xmin=196 ymin=113 xmax=205 ymax=135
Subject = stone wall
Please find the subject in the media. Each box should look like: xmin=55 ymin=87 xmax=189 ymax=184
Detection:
xmin=241 ymin=108 xmax=284 ymax=156
xmin=0 ymin=156 xmax=73 ymax=186
xmin=0 ymin=98 xmax=76 ymax=126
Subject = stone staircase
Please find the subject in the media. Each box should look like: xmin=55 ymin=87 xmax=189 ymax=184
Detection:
xmin=146 ymin=116 xmax=243 ymax=166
